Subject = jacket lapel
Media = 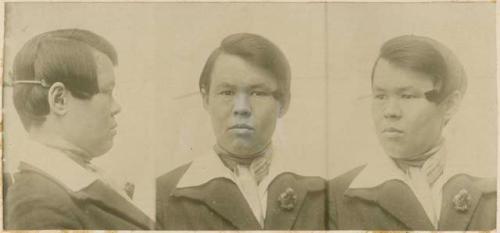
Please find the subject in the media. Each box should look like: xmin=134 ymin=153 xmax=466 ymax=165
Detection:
xmin=345 ymin=180 xmax=435 ymax=230
xmin=438 ymin=175 xmax=496 ymax=230
xmin=172 ymin=178 xmax=261 ymax=230
xmin=76 ymin=180 xmax=156 ymax=230
xmin=263 ymin=173 xmax=324 ymax=230
xmin=18 ymin=163 xmax=155 ymax=229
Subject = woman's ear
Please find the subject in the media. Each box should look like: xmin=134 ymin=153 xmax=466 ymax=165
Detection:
xmin=47 ymin=82 xmax=68 ymax=116
xmin=441 ymin=90 xmax=462 ymax=122
xmin=278 ymin=100 xmax=289 ymax=118
xmin=201 ymin=87 xmax=210 ymax=111
xmin=277 ymin=103 xmax=284 ymax=118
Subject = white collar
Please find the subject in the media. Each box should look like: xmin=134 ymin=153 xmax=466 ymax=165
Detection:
xmin=349 ymin=144 xmax=481 ymax=189
xmin=177 ymin=147 xmax=290 ymax=189
xmin=18 ymin=139 xmax=98 ymax=192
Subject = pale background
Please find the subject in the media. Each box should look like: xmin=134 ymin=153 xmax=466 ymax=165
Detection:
xmin=2 ymin=2 xmax=496 ymax=217
xmin=326 ymin=3 xmax=497 ymax=177
xmin=2 ymin=2 xmax=328 ymax=216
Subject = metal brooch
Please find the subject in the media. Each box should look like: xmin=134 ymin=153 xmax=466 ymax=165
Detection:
xmin=452 ymin=188 xmax=471 ymax=212
xmin=278 ymin=187 xmax=297 ymax=211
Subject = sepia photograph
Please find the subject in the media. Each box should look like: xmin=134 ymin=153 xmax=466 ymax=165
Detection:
xmin=326 ymin=3 xmax=496 ymax=230
xmin=1 ymin=1 xmax=497 ymax=231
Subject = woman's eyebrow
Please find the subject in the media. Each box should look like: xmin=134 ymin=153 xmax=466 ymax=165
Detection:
xmin=213 ymin=82 xmax=234 ymax=89
xmin=250 ymin=83 xmax=275 ymax=90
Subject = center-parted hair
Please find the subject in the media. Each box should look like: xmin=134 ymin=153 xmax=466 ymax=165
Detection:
xmin=371 ymin=35 xmax=467 ymax=103
xmin=12 ymin=29 xmax=118 ymax=130
xmin=199 ymin=33 xmax=291 ymax=113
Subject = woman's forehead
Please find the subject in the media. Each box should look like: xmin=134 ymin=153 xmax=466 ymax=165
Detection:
xmin=373 ymin=59 xmax=435 ymax=90
xmin=210 ymin=53 xmax=278 ymax=89
xmin=93 ymin=50 xmax=115 ymax=91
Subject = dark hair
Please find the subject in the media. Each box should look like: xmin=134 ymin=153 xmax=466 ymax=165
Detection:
xmin=199 ymin=33 xmax=291 ymax=112
xmin=12 ymin=28 xmax=118 ymax=130
xmin=371 ymin=35 xmax=467 ymax=103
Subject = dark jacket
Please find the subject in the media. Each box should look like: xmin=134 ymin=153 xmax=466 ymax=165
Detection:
xmin=156 ymin=163 xmax=327 ymax=230
xmin=328 ymin=165 xmax=496 ymax=231
xmin=5 ymin=163 xmax=155 ymax=230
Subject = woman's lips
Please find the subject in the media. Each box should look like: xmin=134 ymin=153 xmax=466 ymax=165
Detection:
xmin=382 ymin=127 xmax=404 ymax=137
xmin=228 ymin=124 xmax=254 ymax=135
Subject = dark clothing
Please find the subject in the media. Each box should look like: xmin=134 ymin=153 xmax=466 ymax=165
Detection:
xmin=5 ymin=163 xmax=155 ymax=230
xmin=156 ymin=163 xmax=327 ymax=230
xmin=328 ymin=165 xmax=496 ymax=231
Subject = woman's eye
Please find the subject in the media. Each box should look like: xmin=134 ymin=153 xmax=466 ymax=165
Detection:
xmin=401 ymin=94 xmax=416 ymax=99
xmin=374 ymin=94 xmax=386 ymax=100
xmin=219 ymin=90 xmax=234 ymax=96
xmin=251 ymin=91 xmax=269 ymax=96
